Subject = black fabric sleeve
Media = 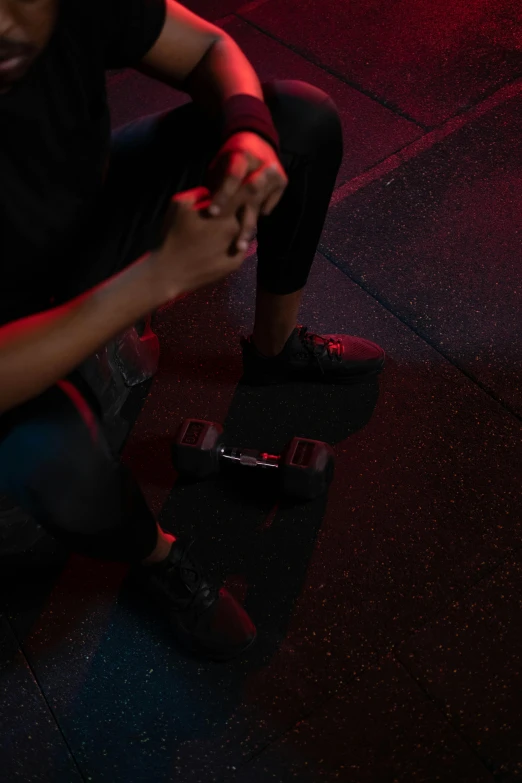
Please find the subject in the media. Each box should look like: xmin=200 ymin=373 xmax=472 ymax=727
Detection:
xmin=104 ymin=0 xmax=167 ymax=69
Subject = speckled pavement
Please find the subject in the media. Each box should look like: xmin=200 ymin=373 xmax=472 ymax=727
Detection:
xmin=1 ymin=1 xmax=522 ymax=781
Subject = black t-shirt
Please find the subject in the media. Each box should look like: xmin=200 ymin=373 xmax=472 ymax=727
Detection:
xmin=0 ymin=0 xmax=166 ymax=325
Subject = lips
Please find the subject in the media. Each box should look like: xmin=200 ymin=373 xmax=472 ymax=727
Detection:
xmin=0 ymin=42 xmax=35 ymax=83
xmin=0 ymin=54 xmax=32 ymax=86
xmin=0 ymin=56 xmax=26 ymax=72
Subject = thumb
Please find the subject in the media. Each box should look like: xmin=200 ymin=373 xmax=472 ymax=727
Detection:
xmin=173 ymin=186 xmax=212 ymax=211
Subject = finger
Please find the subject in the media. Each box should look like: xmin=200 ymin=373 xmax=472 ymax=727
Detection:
xmin=163 ymin=187 xmax=211 ymax=237
xmin=244 ymin=159 xmax=284 ymax=195
xmin=172 ymin=186 xmax=210 ymax=208
xmin=209 ymin=152 xmax=250 ymax=215
xmin=261 ymin=183 xmax=286 ymax=216
xmin=236 ymin=203 xmax=259 ymax=252
xmin=233 ymin=167 xmax=274 ymax=249
xmin=248 ymin=165 xmax=286 ymax=214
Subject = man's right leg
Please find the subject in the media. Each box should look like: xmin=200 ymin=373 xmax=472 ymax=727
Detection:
xmin=0 ymin=381 xmax=255 ymax=660
xmin=0 ymin=379 xmax=160 ymax=562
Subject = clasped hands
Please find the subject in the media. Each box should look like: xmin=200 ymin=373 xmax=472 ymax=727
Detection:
xmin=205 ymin=130 xmax=288 ymax=252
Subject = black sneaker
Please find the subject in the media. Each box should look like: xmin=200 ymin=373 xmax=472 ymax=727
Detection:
xmin=242 ymin=326 xmax=385 ymax=385
xmin=134 ymin=540 xmax=256 ymax=661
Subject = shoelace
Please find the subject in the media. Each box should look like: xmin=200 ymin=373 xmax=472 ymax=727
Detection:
xmin=298 ymin=327 xmax=344 ymax=369
xmin=160 ymin=540 xmax=217 ymax=614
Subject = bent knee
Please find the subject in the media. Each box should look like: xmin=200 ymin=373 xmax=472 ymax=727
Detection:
xmin=34 ymin=454 xmax=125 ymax=536
xmin=262 ymin=79 xmax=343 ymax=155
xmin=0 ymin=383 xmax=119 ymax=535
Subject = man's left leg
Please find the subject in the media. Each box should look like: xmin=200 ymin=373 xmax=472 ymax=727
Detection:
xmin=243 ymin=80 xmax=386 ymax=384
xmin=63 ymin=80 xmax=384 ymax=385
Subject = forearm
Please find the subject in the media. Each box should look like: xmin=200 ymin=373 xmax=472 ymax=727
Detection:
xmin=0 ymin=254 xmax=164 ymax=414
xmin=183 ymin=34 xmax=264 ymax=115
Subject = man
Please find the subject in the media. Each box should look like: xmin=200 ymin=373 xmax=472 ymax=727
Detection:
xmin=0 ymin=0 xmax=385 ymax=660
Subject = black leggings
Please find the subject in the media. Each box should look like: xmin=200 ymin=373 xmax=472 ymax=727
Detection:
xmin=0 ymin=80 xmax=343 ymax=562
xmin=60 ymin=79 xmax=343 ymax=300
